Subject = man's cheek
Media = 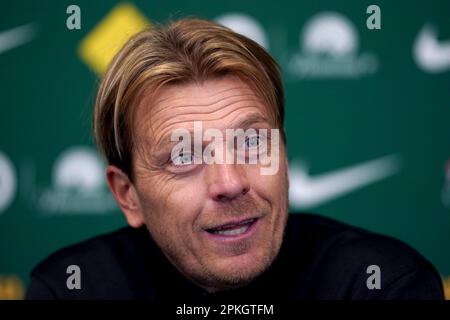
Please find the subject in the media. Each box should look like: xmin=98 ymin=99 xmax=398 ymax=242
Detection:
xmin=169 ymin=177 xmax=206 ymax=206
xmin=139 ymin=180 xmax=176 ymax=225
xmin=254 ymin=174 xmax=283 ymax=197
xmin=146 ymin=175 xmax=179 ymax=202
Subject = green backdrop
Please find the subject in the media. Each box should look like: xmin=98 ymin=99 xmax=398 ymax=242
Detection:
xmin=0 ymin=0 xmax=449 ymax=299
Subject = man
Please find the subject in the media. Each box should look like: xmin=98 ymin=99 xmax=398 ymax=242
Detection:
xmin=26 ymin=18 xmax=443 ymax=300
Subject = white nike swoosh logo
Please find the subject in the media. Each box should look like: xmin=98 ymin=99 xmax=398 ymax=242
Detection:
xmin=414 ymin=24 xmax=450 ymax=73
xmin=0 ymin=24 xmax=36 ymax=55
xmin=289 ymin=154 xmax=401 ymax=209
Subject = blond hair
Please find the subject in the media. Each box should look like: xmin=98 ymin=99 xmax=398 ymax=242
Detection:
xmin=94 ymin=18 xmax=285 ymax=178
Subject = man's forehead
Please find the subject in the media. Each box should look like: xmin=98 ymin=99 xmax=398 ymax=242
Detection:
xmin=135 ymin=77 xmax=274 ymax=141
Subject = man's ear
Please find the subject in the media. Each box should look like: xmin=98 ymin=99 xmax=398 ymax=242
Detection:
xmin=106 ymin=165 xmax=145 ymax=228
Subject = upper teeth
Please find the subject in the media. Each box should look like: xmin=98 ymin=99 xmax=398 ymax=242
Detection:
xmin=213 ymin=225 xmax=250 ymax=236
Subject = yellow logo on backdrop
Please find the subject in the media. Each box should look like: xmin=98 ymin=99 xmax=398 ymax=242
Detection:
xmin=78 ymin=2 xmax=150 ymax=75
xmin=0 ymin=275 xmax=24 ymax=300
xmin=444 ymin=275 xmax=450 ymax=300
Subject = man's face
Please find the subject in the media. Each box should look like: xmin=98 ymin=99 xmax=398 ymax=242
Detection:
xmin=131 ymin=75 xmax=289 ymax=291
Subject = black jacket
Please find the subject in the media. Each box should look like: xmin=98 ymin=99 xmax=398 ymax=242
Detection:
xmin=25 ymin=213 xmax=444 ymax=300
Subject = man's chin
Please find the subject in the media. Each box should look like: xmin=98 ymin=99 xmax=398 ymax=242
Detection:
xmin=199 ymin=250 xmax=274 ymax=291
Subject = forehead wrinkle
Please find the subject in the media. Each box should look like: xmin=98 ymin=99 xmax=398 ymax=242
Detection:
xmin=138 ymin=93 xmax=261 ymax=140
xmin=151 ymin=99 xmax=260 ymax=130
xmin=149 ymin=97 xmax=266 ymax=136
xmin=152 ymin=85 xmax=255 ymax=107
xmin=158 ymin=93 xmax=260 ymax=112
xmin=149 ymin=92 xmax=261 ymax=121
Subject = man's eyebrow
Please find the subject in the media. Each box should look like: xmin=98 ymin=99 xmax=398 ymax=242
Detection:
xmin=231 ymin=113 xmax=270 ymax=129
xmin=154 ymin=113 xmax=270 ymax=153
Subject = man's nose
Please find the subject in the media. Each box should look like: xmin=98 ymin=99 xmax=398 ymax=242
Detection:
xmin=206 ymin=164 xmax=250 ymax=202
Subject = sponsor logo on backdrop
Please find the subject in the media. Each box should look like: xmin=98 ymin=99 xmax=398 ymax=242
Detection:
xmin=289 ymin=154 xmax=401 ymax=209
xmin=414 ymin=24 xmax=450 ymax=73
xmin=444 ymin=276 xmax=450 ymax=300
xmin=0 ymin=274 xmax=24 ymax=300
xmin=288 ymin=12 xmax=378 ymax=79
xmin=37 ymin=146 xmax=116 ymax=214
xmin=78 ymin=2 xmax=150 ymax=75
xmin=215 ymin=13 xmax=269 ymax=49
xmin=0 ymin=24 xmax=36 ymax=55
xmin=0 ymin=151 xmax=16 ymax=214
xmin=442 ymin=159 xmax=450 ymax=209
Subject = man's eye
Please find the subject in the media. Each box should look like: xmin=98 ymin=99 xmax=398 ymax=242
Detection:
xmin=245 ymin=135 xmax=261 ymax=149
xmin=172 ymin=153 xmax=194 ymax=166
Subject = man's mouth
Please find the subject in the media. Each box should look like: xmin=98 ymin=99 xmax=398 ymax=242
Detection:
xmin=205 ymin=218 xmax=258 ymax=236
